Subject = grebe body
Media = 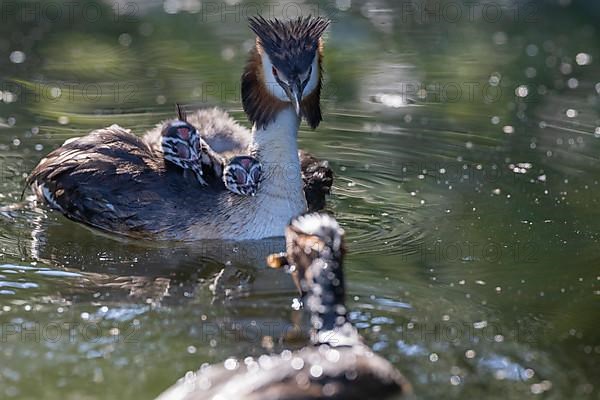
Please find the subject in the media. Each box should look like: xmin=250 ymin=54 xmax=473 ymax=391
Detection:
xmin=28 ymin=16 xmax=333 ymax=240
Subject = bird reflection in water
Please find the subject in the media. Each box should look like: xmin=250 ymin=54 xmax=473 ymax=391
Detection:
xmin=26 ymin=212 xmax=296 ymax=307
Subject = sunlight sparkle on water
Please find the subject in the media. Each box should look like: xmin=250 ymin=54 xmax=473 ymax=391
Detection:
xmin=566 ymin=109 xmax=578 ymax=118
xmin=575 ymin=53 xmax=592 ymax=66
xmin=9 ymin=51 xmax=26 ymax=64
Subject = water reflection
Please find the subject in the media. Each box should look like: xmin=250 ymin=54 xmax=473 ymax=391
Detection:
xmin=25 ymin=209 xmax=297 ymax=303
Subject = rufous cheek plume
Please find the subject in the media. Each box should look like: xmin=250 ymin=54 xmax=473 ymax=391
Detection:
xmin=241 ymin=44 xmax=289 ymax=129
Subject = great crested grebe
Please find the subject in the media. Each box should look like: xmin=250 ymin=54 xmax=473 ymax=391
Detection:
xmin=155 ymin=214 xmax=412 ymax=400
xmin=27 ymin=16 xmax=332 ymax=240
xmin=147 ymin=106 xmax=333 ymax=211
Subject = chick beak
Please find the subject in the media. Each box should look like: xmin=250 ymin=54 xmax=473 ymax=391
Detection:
xmin=267 ymin=252 xmax=289 ymax=269
xmin=267 ymin=253 xmax=303 ymax=297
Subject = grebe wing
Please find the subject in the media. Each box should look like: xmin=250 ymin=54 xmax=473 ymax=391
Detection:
xmin=27 ymin=125 xmax=214 ymax=237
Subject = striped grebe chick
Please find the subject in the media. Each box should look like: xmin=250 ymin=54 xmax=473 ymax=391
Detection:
xmin=223 ymin=156 xmax=262 ymax=196
xmin=158 ymin=105 xmax=212 ymax=185
xmin=156 ymin=214 xmax=412 ymax=400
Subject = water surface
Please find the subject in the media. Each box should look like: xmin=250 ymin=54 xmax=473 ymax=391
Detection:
xmin=0 ymin=1 xmax=599 ymax=399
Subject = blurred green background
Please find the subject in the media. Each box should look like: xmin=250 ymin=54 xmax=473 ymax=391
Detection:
xmin=0 ymin=0 xmax=599 ymax=399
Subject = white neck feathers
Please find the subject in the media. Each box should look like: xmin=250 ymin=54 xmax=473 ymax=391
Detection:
xmin=242 ymin=106 xmax=307 ymax=238
xmin=251 ymin=107 xmax=299 ymax=163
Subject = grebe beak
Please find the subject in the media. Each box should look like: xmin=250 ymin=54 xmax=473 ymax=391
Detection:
xmin=283 ymin=78 xmax=303 ymax=116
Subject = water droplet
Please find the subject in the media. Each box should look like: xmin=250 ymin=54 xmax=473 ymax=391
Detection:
xmin=224 ymin=358 xmax=238 ymax=370
xmin=575 ymin=53 xmax=592 ymax=66
xmin=50 ymin=87 xmax=61 ymax=98
xmin=525 ymin=44 xmax=538 ymax=56
xmin=118 ymin=33 xmax=132 ymax=47
xmin=515 ymin=85 xmax=529 ymax=97
xmin=310 ymin=364 xmax=323 ymax=377
xmin=9 ymin=51 xmax=25 ymax=64
xmin=525 ymin=67 xmax=537 ymax=78
xmin=473 ymin=321 xmax=488 ymax=329
xmin=502 ymin=125 xmax=514 ymax=134
xmin=291 ymin=357 xmax=304 ymax=370
xmin=221 ymin=47 xmax=235 ymax=61
xmin=560 ymin=63 xmax=572 ymax=75
xmin=489 ymin=72 xmax=501 ymax=86
xmin=530 ymin=383 xmax=543 ymax=394
xmin=492 ymin=32 xmax=507 ymax=45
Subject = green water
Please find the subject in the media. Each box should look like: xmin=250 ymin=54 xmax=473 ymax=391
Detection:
xmin=0 ymin=0 xmax=599 ymax=399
